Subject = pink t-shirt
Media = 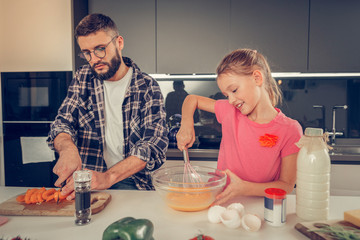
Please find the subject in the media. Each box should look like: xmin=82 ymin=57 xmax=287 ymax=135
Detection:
xmin=215 ymin=100 xmax=303 ymax=183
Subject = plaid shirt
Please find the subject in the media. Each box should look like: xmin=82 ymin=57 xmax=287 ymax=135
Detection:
xmin=47 ymin=57 xmax=169 ymax=190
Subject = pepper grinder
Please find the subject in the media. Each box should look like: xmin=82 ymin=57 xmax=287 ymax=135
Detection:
xmin=73 ymin=169 xmax=92 ymax=225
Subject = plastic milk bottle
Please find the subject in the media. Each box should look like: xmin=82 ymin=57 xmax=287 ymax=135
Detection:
xmin=295 ymin=128 xmax=331 ymax=221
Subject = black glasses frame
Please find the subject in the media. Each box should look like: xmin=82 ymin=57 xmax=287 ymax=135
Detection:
xmin=78 ymin=35 xmax=118 ymax=62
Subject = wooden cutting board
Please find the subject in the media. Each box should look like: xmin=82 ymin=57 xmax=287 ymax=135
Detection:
xmin=295 ymin=219 xmax=360 ymax=240
xmin=0 ymin=192 xmax=111 ymax=216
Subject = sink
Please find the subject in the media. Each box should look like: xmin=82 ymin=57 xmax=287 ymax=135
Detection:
xmin=330 ymin=139 xmax=360 ymax=155
xmin=333 ymin=138 xmax=360 ymax=146
xmin=325 ymin=139 xmax=360 ymax=162
xmin=331 ymin=146 xmax=360 ymax=155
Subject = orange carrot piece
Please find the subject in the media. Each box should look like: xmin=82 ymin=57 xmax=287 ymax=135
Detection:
xmin=54 ymin=191 xmax=59 ymax=203
xmin=25 ymin=188 xmax=38 ymax=204
xmin=42 ymin=188 xmax=56 ymax=201
xmin=46 ymin=193 xmax=55 ymax=202
xmin=59 ymin=192 xmax=68 ymax=201
xmin=16 ymin=194 xmax=25 ymax=203
xmin=37 ymin=191 xmax=45 ymax=203
xmin=30 ymin=189 xmax=40 ymax=203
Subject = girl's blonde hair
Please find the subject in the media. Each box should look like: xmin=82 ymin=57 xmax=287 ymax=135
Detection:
xmin=216 ymin=49 xmax=282 ymax=107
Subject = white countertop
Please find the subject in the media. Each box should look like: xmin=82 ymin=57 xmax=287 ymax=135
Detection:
xmin=0 ymin=186 xmax=359 ymax=240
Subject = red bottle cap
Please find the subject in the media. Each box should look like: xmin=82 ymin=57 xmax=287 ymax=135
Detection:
xmin=265 ymin=188 xmax=287 ymax=199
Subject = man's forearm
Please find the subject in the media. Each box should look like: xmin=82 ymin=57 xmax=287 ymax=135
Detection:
xmin=53 ymin=132 xmax=78 ymax=155
xmin=52 ymin=132 xmax=82 ymax=187
xmin=106 ymin=156 xmax=146 ymax=186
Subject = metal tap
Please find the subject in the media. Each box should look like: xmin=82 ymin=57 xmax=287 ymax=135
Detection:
xmin=329 ymin=105 xmax=348 ymax=145
xmin=313 ymin=105 xmax=325 ymax=131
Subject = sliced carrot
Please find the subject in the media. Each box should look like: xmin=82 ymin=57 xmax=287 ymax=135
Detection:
xmin=37 ymin=188 xmax=46 ymax=203
xmin=16 ymin=194 xmax=25 ymax=203
xmin=59 ymin=192 xmax=68 ymax=201
xmin=25 ymin=188 xmax=38 ymax=204
xmin=30 ymin=189 xmax=40 ymax=203
xmin=54 ymin=191 xmax=59 ymax=203
xmin=42 ymin=188 xmax=56 ymax=201
xmin=46 ymin=193 xmax=55 ymax=202
xmin=19 ymin=187 xmax=69 ymax=204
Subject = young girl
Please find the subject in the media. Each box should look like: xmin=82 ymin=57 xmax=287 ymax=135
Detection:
xmin=176 ymin=49 xmax=303 ymax=205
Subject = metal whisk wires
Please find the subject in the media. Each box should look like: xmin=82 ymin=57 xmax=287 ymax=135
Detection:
xmin=182 ymin=149 xmax=203 ymax=185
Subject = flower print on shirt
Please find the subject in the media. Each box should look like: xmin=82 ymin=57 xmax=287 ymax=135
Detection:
xmin=259 ymin=134 xmax=278 ymax=147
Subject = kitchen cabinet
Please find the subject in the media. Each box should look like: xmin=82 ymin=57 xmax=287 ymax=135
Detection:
xmin=88 ymin=0 xmax=156 ymax=73
xmin=308 ymin=0 xmax=360 ymax=72
xmin=330 ymin=164 xmax=360 ymax=196
xmin=230 ymin=0 xmax=309 ymax=72
xmin=87 ymin=0 xmax=360 ymax=74
xmin=157 ymin=0 xmax=230 ymax=74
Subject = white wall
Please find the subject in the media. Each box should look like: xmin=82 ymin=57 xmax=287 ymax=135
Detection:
xmin=0 ymin=0 xmax=73 ymax=72
xmin=0 ymin=0 xmax=73 ymax=186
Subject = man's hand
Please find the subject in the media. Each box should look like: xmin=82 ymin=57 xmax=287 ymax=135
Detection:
xmin=53 ymin=133 xmax=82 ymax=199
xmin=53 ymin=149 xmax=82 ymax=186
xmin=63 ymin=170 xmax=112 ymax=200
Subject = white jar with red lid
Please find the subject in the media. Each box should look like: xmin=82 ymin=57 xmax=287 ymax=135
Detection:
xmin=264 ymin=188 xmax=287 ymax=227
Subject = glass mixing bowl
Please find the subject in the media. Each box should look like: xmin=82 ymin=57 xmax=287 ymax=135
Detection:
xmin=152 ymin=165 xmax=227 ymax=212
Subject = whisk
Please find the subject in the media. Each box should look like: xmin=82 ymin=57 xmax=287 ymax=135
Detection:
xmin=182 ymin=149 xmax=203 ymax=184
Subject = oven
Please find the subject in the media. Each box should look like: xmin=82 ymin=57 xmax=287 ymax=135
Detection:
xmin=1 ymin=71 xmax=72 ymax=187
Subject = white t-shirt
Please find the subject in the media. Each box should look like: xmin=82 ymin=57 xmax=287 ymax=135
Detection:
xmin=103 ymin=67 xmax=133 ymax=168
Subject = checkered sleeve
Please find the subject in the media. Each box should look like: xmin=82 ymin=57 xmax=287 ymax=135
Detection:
xmin=129 ymin=80 xmax=169 ymax=171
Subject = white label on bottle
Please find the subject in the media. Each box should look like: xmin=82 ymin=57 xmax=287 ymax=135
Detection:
xmin=264 ymin=197 xmax=286 ymax=226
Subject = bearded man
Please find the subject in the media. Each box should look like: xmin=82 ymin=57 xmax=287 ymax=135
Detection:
xmin=47 ymin=13 xmax=168 ymax=199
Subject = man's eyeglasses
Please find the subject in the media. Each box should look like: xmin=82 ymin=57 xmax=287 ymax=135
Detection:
xmin=78 ymin=35 xmax=118 ymax=62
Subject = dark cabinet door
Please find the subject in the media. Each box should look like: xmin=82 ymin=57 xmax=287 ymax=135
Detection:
xmin=4 ymin=138 xmax=57 ymax=187
xmin=157 ymin=0 xmax=230 ymax=74
xmin=308 ymin=0 xmax=360 ymax=72
xmin=230 ymin=0 xmax=309 ymax=72
xmin=88 ymin=0 xmax=156 ymax=73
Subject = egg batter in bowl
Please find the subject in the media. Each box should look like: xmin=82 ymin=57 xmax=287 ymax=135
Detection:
xmin=152 ymin=166 xmax=227 ymax=212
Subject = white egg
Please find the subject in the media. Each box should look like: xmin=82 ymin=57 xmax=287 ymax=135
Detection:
xmin=207 ymin=205 xmax=226 ymax=223
xmin=227 ymin=202 xmax=245 ymax=217
xmin=220 ymin=209 xmax=242 ymax=229
xmin=241 ymin=214 xmax=262 ymax=232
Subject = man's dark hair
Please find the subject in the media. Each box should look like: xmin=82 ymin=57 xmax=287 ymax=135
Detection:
xmin=75 ymin=13 xmax=119 ymax=39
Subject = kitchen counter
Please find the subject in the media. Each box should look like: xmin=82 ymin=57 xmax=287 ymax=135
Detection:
xmin=0 ymin=187 xmax=359 ymax=240
xmin=166 ymin=148 xmax=360 ymax=164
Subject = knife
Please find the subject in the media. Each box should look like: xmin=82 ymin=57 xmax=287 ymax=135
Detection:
xmin=57 ymin=181 xmax=66 ymax=204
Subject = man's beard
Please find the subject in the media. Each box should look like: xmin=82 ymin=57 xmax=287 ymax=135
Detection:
xmin=90 ymin=51 xmax=121 ymax=81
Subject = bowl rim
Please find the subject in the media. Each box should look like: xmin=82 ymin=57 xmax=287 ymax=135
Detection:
xmin=151 ymin=165 xmax=227 ymax=190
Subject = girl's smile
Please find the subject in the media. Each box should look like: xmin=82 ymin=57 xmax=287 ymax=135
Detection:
xmin=235 ymin=102 xmax=244 ymax=110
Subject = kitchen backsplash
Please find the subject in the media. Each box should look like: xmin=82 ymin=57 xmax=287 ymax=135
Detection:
xmin=157 ymin=77 xmax=360 ymax=140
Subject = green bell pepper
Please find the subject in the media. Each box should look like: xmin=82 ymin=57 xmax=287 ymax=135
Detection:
xmin=102 ymin=217 xmax=155 ymax=240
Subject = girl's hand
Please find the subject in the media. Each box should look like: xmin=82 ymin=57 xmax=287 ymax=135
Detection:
xmin=176 ymin=123 xmax=195 ymax=150
xmin=212 ymin=169 xmax=247 ymax=205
